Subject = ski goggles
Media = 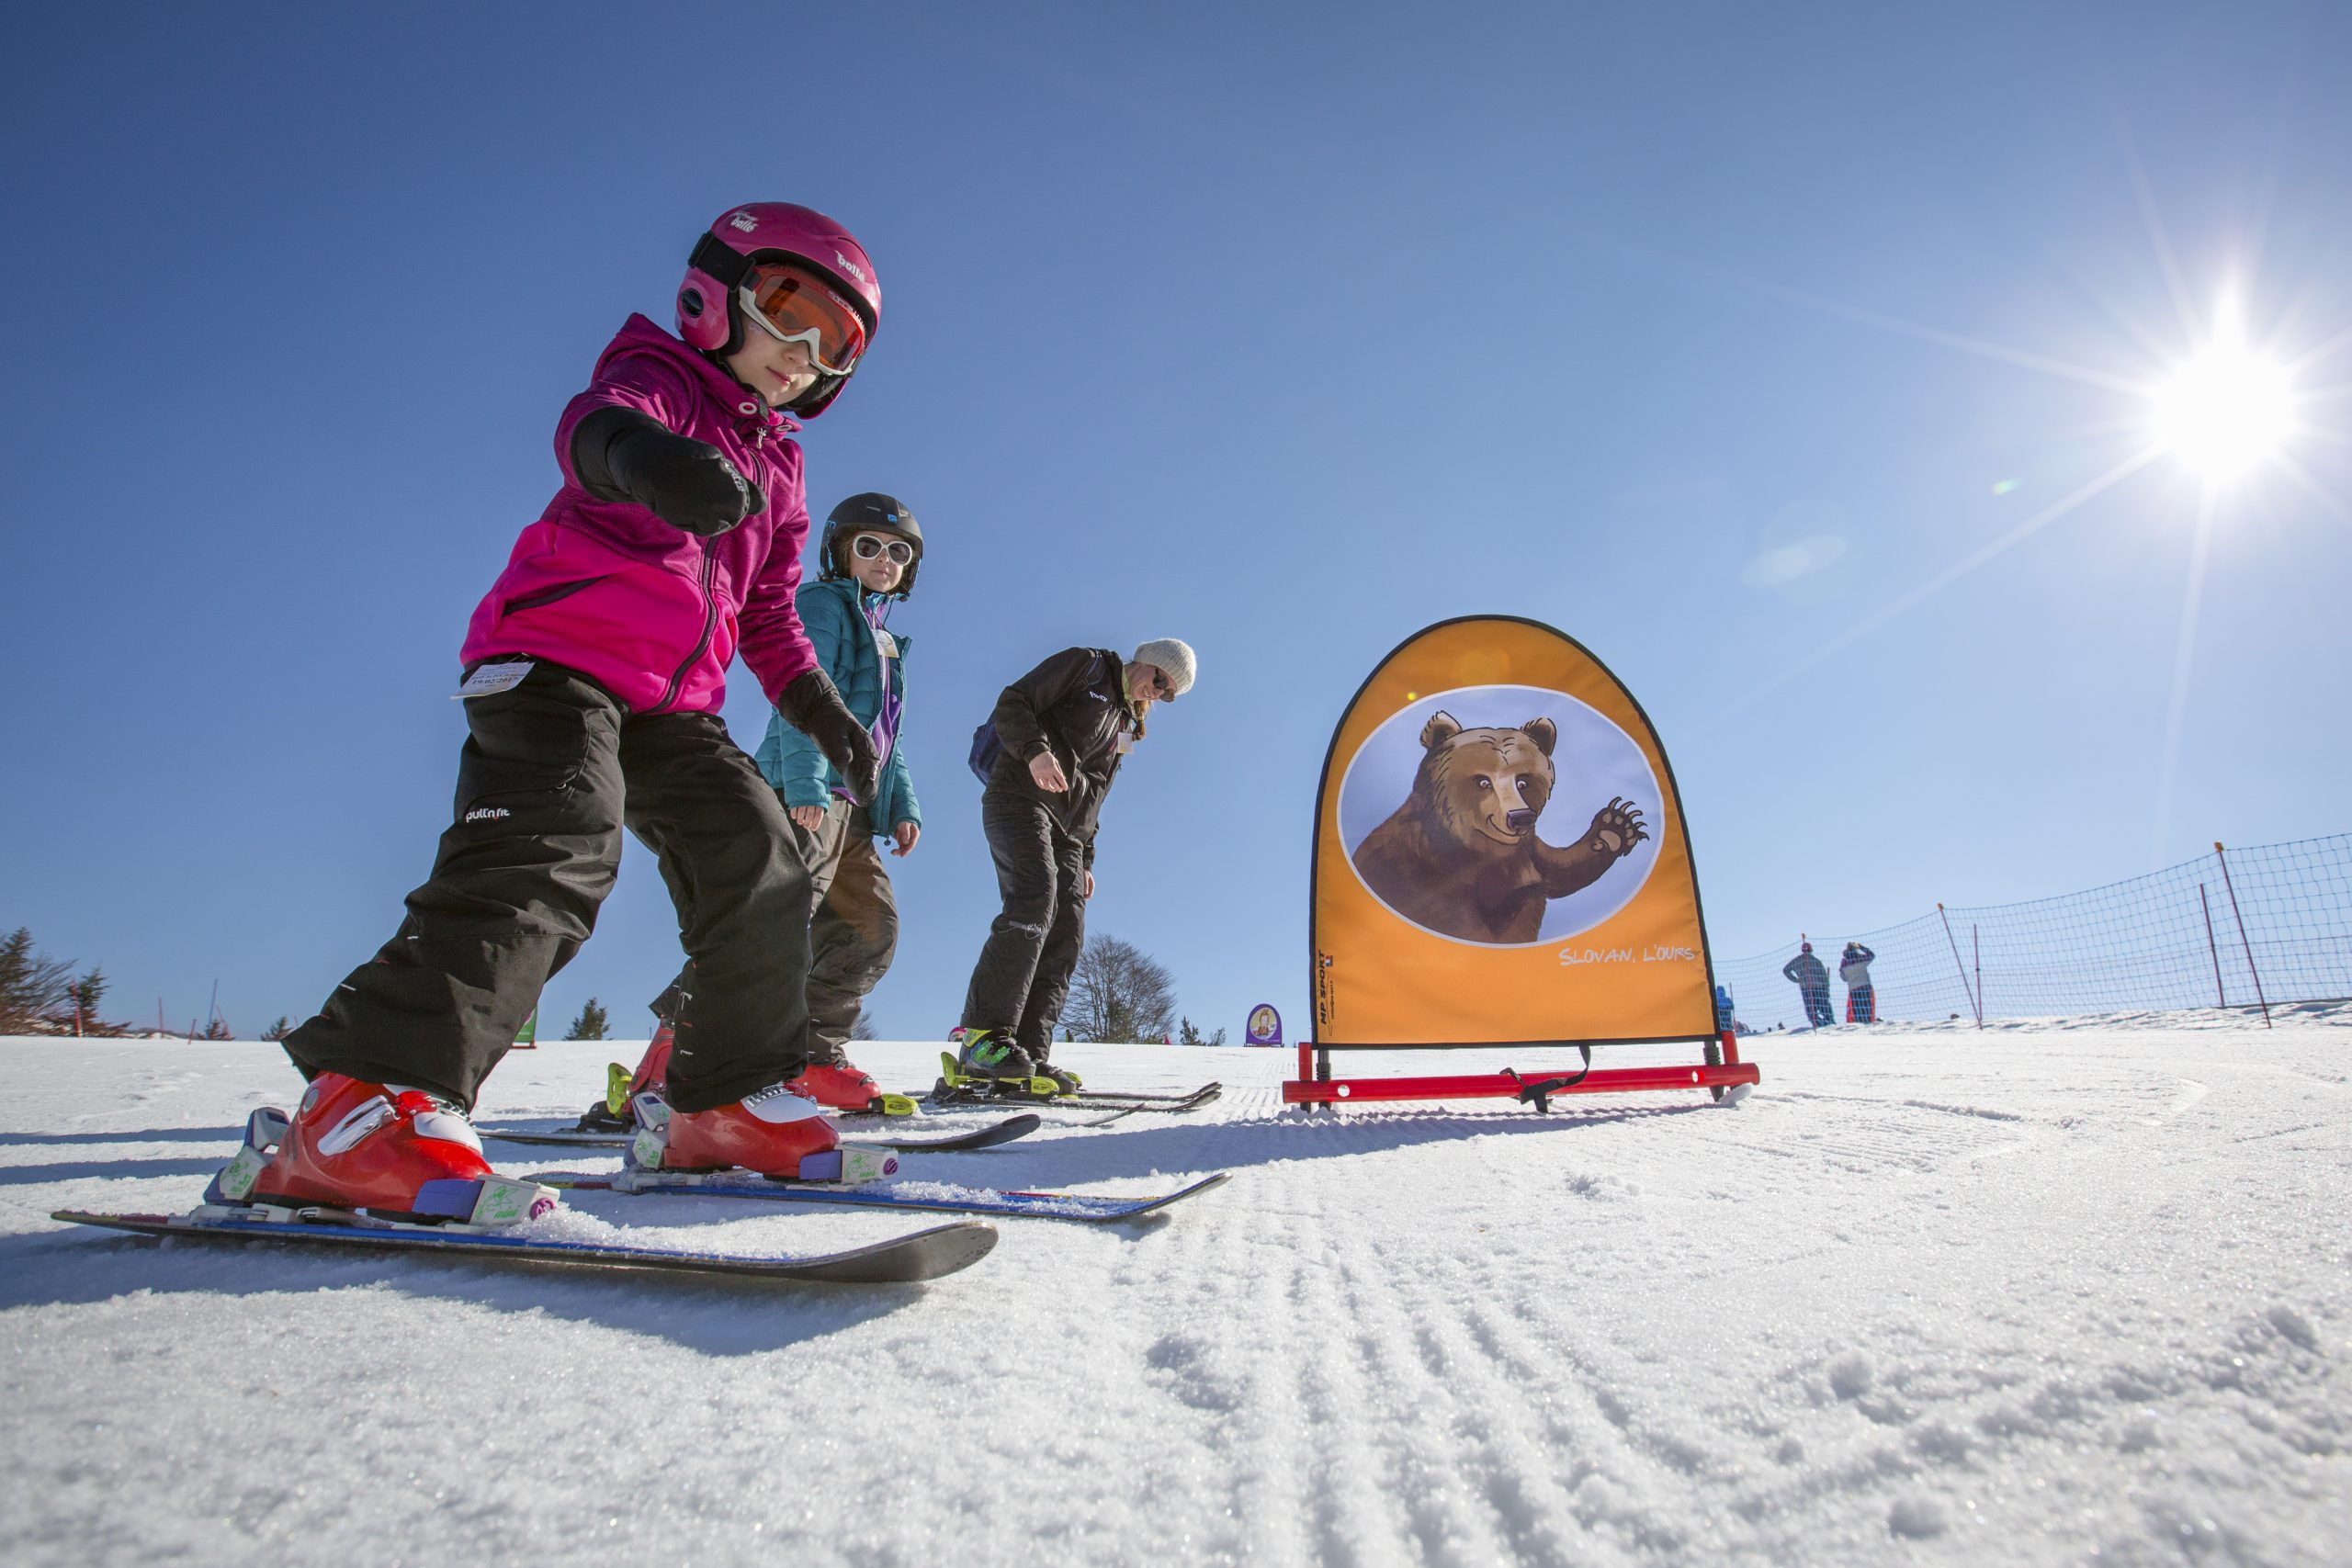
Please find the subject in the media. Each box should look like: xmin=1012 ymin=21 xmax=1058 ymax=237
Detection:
xmin=741 ymin=264 xmax=868 ymax=377
xmin=850 ymin=534 xmax=915 ymax=565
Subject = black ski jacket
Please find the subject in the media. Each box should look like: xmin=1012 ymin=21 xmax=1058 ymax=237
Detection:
xmin=987 ymin=647 xmax=1136 ymax=862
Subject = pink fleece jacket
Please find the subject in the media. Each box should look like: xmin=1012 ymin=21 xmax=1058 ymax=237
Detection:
xmin=458 ymin=314 xmax=818 ymax=714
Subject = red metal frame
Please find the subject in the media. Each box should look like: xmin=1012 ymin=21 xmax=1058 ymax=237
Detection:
xmin=1283 ymin=1031 xmax=1758 ymax=1108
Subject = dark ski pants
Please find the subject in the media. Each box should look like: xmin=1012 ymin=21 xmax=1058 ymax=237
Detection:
xmin=797 ymin=800 xmax=899 ymax=1056
xmin=960 ymin=791 xmax=1089 ymax=1056
xmin=651 ymin=797 xmax=899 ymax=1062
xmin=1847 ymin=985 xmax=1875 ymax=1023
xmin=1799 ymin=985 xmax=1835 ymax=1029
xmin=284 ymin=661 xmax=813 ymax=1113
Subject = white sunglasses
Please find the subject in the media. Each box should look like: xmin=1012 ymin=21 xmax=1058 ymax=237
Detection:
xmin=851 ymin=534 xmax=914 ymax=565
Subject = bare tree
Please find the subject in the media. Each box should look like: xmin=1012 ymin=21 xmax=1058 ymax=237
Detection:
xmin=1065 ymin=934 xmax=1177 ymax=1043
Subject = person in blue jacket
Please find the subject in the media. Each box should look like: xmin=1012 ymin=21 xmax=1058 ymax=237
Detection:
xmin=628 ymin=493 xmax=922 ymax=1117
xmin=1782 ymin=940 xmax=1834 ymax=1029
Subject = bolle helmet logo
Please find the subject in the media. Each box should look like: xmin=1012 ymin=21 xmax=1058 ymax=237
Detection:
xmin=728 ymin=210 xmax=760 ymax=233
xmin=833 ymin=251 xmax=868 ymax=287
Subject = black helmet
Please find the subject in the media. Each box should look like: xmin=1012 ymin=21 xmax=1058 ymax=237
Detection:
xmin=820 ymin=491 xmax=922 ymax=597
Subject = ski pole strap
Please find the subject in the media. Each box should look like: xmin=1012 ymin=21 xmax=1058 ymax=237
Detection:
xmin=1505 ymin=1047 xmax=1594 ymax=1112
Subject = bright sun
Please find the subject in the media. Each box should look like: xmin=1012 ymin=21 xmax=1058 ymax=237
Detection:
xmin=2151 ymin=320 xmax=2296 ymax=481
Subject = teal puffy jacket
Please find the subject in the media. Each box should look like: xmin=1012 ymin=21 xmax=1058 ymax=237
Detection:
xmin=755 ymin=576 xmax=920 ymax=831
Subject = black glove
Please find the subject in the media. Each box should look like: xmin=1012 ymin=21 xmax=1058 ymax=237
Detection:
xmin=571 ymin=406 xmax=764 ymax=536
xmin=777 ymin=668 xmax=881 ymax=806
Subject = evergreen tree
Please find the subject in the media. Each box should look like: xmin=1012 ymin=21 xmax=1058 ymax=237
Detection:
xmin=262 ymin=1016 xmax=293 ymax=1041
xmin=1177 ymin=1016 xmax=1227 ymax=1047
xmin=1 ymin=927 xmax=75 ymax=1034
xmin=200 ymin=1016 xmax=236 ymax=1041
xmin=72 ymin=966 xmax=109 ymax=1032
xmin=851 ymin=1008 xmax=879 ymax=1042
xmin=566 ymin=998 xmax=609 ymax=1041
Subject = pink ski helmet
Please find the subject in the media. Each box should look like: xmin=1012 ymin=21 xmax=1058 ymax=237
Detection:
xmin=677 ymin=202 xmax=881 ymax=416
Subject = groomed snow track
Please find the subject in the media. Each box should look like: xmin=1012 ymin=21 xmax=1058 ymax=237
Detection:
xmin=4 ymin=1016 xmax=2346 ymax=1565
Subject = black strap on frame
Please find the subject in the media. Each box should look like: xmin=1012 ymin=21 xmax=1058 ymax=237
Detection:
xmin=1505 ymin=1047 xmax=1594 ymax=1112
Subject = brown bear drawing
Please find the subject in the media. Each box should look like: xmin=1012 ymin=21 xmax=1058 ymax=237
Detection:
xmin=1351 ymin=712 xmax=1649 ymax=944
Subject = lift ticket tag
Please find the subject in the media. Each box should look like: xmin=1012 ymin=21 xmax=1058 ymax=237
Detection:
xmin=455 ymin=661 xmax=535 ymax=700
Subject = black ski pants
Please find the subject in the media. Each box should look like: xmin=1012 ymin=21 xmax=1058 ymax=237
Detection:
xmin=284 ymin=661 xmax=812 ymax=1113
xmin=650 ymin=797 xmax=899 ymax=1062
xmin=960 ymin=790 xmax=1089 ymax=1056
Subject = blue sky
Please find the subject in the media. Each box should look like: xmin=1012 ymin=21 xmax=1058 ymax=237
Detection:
xmin=4 ymin=2 xmax=2346 ymax=1044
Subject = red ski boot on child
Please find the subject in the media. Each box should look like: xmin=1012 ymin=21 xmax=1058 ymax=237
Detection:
xmin=237 ymin=1072 xmax=554 ymax=1226
xmin=593 ymin=1021 xmax=882 ymax=1122
xmin=661 ymin=1079 xmax=842 ymax=1177
xmin=576 ymin=1019 xmax=680 ymax=1132
xmin=787 ymin=1049 xmax=885 ymax=1113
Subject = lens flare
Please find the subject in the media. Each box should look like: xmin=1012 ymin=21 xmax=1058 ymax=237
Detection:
xmin=2151 ymin=310 xmax=2295 ymax=480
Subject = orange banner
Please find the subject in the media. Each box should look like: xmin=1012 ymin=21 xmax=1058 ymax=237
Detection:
xmin=1312 ymin=617 xmax=1717 ymax=1045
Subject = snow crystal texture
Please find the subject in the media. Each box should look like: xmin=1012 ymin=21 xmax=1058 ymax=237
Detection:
xmin=3 ymin=1014 xmax=2346 ymax=1565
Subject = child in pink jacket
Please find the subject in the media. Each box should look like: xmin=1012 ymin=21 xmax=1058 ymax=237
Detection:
xmin=248 ymin=204 xmax=888 ymax=1225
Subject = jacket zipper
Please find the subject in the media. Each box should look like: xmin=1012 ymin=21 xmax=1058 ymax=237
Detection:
xmin=653 ymin=417 xmax=773 ymax=713
xmin=652 ymin=541 xmax=720 ymax=714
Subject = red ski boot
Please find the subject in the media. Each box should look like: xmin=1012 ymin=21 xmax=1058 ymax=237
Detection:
xmin=245 ymin=1073 xmax=554 ymax=1225
xmin=788 ymin=1054 xmax=885 ymax=1114
xmin=578 ymin=1021 xmax=678 ymax=1132
xmin=662 ymin=1080 xmax=841 ymax=1178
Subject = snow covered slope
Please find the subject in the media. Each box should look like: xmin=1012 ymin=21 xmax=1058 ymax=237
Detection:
xmin=3 ymin=1015 xmax=2346 ymax=1566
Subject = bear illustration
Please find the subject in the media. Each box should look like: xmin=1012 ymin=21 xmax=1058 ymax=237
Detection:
xmin=1351 ymin=711 xmax=1648 ymax=944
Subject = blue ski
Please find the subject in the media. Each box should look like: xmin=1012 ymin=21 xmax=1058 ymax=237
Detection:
xmin=54 ymin=1205 xmax=997 ymax=1284
xmin=535 ymin=1168 xmax=1231 ymax=1224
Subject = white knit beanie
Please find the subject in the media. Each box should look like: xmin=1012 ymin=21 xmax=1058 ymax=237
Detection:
xmin=1132 ymin=637 xmax=1196 ymax=698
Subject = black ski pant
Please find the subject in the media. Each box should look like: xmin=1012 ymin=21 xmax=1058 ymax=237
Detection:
xmin=284 ymin=660 xmax=812 ymax=1113
xmin=1799 ymin=984 xmax=1835 ymax=1029
xmin=960 ymin=790 xmax=1089 ymax=1057
xmin=651 ymin=797 xmax=899 ymax=1062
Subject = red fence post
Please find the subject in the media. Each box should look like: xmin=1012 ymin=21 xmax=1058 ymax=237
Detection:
xmin=2213 ymin=842 xmax=2272 ymax=1029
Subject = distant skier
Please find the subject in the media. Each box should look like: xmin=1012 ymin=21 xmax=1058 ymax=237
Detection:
xmin=1782 ymin=941 xmax=1834 ymax=1029
xmin=607 ymin=493 xmax=928 ymax=1125
xmin=1840 ymin=941 xmax=1877 ymax=1023
xmin=956 ymin=639 xmax=1196 ymax=1092
xmin=254 ymin=203 xmax=892 ymax=1224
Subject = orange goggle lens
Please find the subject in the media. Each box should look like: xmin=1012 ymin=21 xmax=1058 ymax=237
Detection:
xmin=743 ymin=265 xmax=867 ymax=377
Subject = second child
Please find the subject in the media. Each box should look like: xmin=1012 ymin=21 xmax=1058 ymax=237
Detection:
xmin=618 ymin=494 xmax=925 ymax=1120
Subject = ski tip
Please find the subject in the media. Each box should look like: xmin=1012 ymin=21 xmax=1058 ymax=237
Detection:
xmin=808 ymin=1219 xmax=999 ymax=1282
